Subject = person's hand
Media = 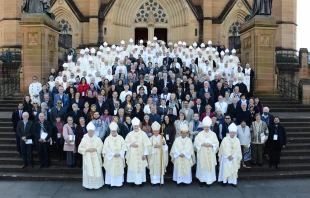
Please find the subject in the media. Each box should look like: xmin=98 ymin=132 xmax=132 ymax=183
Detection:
xmin=228 ymin=155 xmax=233 ymax=161
xmin=114 ymin=153 xmax=120 ymax=157
xmin=39 ymin=138 xmax=44 ymax=142
xmin=154 ymin=144 xmax=160 ymax=149
xmin=142 ymin=155 xmax=146 ymax=160
xmin=283 ymin=145 xmax=286 ymax=149
xmin=66 ymin=140 xmax=71 ymax=144
xmin=131 ymin=143 xmax=138 ymax=148
xmin=264 ymin=138 xmax=268 ymax=143
xmin=179 ymin=154 xmax=185 ymax=158
xmin=22 ymin=136 xmax=27 ymax=141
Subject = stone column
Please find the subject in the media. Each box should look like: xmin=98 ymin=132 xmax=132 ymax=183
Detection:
xmin=148 ymin=23 xmax=154 ymax=42
xmin=299 ymin=48 xmax=309 ymax=79
xmin=239 ymin=16 xmax=278 ymax=93
xmin=19 ymin=13 xmax=60 ymax=93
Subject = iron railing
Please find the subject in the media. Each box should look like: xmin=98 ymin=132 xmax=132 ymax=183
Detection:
xmin=277 ymin=76 xmax=301 ymax=101
xmin=276 ymin=49 xmax=299 ymax=65
xmin=0 ymin=74 xmax=20 ymax=98
xmin=0 ymin=48 xmax=22 ymax=63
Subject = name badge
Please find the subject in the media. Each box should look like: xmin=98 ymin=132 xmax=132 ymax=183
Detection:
xmin=273 ymin=134 xmax=278 ymax=140
xmin=82 ymin=92 xmax=85 ymax=96
xmin=166 ymin=134 xmax=170 ymax=141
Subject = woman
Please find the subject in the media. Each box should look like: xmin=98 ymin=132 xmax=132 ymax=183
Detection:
xmin=86 ymin=104 xmax=97 ymax=123
xmin=115 ymin=80 xmax=125 ymax=95
xmin=176 ymin=85 xmax=184 ymax=104
xmin=108 ymin=84 xmax=116 ymax=99
xmin=250 ymin=113 xmax=269 ymax=166
xmin=83 ymin=102 xmax=90 ymax=115
xmin=143 ymin=98 xmax=154 ymax=115
xmin=137 ymin=97 xmax=145 ymax=110
xmin=23 ymin=95 xmax=32 ymax=115
xmin=71 ymin=92 xmax=84 ymax=110
xmin=200 ymin=105 xmax=214 ymax=122
xmin=214 ymin=108 xmax=225 ymax=125
xmin=254 ymin=97 xmax=264 ymax=114
xmin=84 ymin=90 xmax=96 ymax=106
xmin=36 ymin=102 xmax=50 ymax=122
xmin=131 ymin=103 xmax=144 ymax=122
xmin=237 ymin=120 xmax=251 ymax=167
xmin=174 ymin=112 xmax=189 ymax=139
xmin=99 ymin=89 xmax=108 ymax=102
xmin=63 ymin=116 xmax=77 ymax=168
xmin=128 ymin=80 xmax=134 ymax=92
xmin=101 ymin=79 xmax=110 ymax=97
xmin=121 ymin=94 xmax=133 ymax=116
xmin=54 ymin=115 xmax=65 ymax=161
xmin=68 ymin=87 xmax=76 ymax=101
xmin=89 ymin=83 xmax=99 ymax=98
xmin=131 ymin=92 xmax=138 ymax=106
xmin=140 ymin=114 xmax=152 ymax=137
xmin=120 ymin=116 xmax=132 ymax=139
xmin=161 ymin=115 xmax=176 ymax=149
xmin=223 ymin=91 xmax=232 ymax=105
xmin=167 ymin=93 xmax=180 ymax=115
xmin=77 ymin=77 xmax=90 ymax=98
xmin=248 ymin=98 xmax=259 ymax=121
xmin=100 ymin=108 xmax=113 ymax=126
xmin=75 ymin=117 xmax=87 ymax=168
xmin=30 ymin=100 xmax=40 ymax=121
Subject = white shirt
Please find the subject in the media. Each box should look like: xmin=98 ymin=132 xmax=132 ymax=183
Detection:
xmin=29 ymin=82 xmax=42 ymax=96
xmin=215 ymin=101 xmax=228 ymax=114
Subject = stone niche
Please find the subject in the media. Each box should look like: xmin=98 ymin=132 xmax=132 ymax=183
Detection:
xmin=239 ymin=15 xmax=278 ymax=93
xmin=19 ymin=13 xmax=60 ymax=93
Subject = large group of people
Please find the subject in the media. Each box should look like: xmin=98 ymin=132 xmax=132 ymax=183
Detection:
xmin=12 ymin=38 xmax=286 ymax=190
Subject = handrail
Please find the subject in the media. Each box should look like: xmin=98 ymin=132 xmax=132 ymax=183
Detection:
xmin=277 ymin=76 xmax=301 ymax=101
xmin=0 ymin=74 xmax=20 ymax=99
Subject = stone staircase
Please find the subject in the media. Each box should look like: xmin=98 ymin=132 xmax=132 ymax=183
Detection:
xmin=0 ymin=94 xmax=309 ymax=181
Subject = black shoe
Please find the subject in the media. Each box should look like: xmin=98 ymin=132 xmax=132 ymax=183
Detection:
xmin=108 ymin=186 xmax=113 ymax=190
xmin=206 ymin=184 xmax=211 ymax=188
xmin=130 ymin=183 xmax=135 ymax=188
xmin=182 ymin=183 xmax=186 ymax=187
xmin=222 ymin=183 xmax=227 ymax=187
xmin=39 ymin=165 xmax=44 ymax=169
xmin=85 ymin=188 xmax=89 ymax=190
xmin=21 ymin=165 xmax=27 ymax=169
xmin=139 ymin=184 xmax=143 ymax=187
xmin=199 ymin=183 xmax=204 ymax=187
xmin=231 ymin=184 xmax=237 ymax=187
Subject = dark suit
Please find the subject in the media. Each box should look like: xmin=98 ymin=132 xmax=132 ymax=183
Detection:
xmin=53 ymin=94 xmax=69 ymax=110
xmin=107 ymin=98 xmax=121 ymax=112
xmin=192 ymin=105 xmax=204 ymax=117
xmin=210 ymin=123 xmax=220 ymax=140
xmin=35 ymin=110 xmax=50 ymax=122
xmin=65 ymin=110 xmax=85 ymax=125
xmin=268 ymin=124 xmax=286 ymax=167
xmin=199 ymin=88 xmax=214 ymax=100
xmin=157 ymin=106 xmax=169 ymax=118
xmin=163 ymin=57 xmax=173 ymax=66
xmin=50 ymin=106 xmax=67 ymax=125
xmin=16 ymin=120 xmax=33 ymax=166
xmin=158 ymin=79 xmax=172 ymax=93
xmin=235 ymin=83 xmax=248 ymax=96
xmin=213 ymin=88 xmax=226 ymax=102
xmin=96 ymin=102 xmax=110 ymax=116
xmin=236 ymin=109 xmax=252 ymax=127
xmin=201 ymin=98 xmax=215 ymax=112
xmin=226 ymin=103 xmax=238 ymax=120
xmin=11 ymin=109 xmax=24 ymax=154
xmin=33 ymin=120 xmax=52 ymax=166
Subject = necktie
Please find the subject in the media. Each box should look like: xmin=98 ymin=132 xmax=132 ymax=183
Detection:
xmin=19 ymin=110 xmax=22 ymax=119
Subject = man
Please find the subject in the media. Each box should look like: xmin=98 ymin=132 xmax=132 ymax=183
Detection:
xmin=42 ymin=93 xmax=54 ymax=111
xmin=219 ymin=114 xmax=233 ymax=142
xmin=149 ymin=87 xmax=161 ymax=106
xmin=108 ymin=91 xmax=121 ymax=112
xmin=199 ymin=81 xmax=214 ymax=100
xmin=189 ymin=113 xmax=202 ymax=142
xmin=215 ymin=95 xmax=228 ymax=115
xmin=201 ymin=92 xmax=215 ymax=112
xmin=96 ymin=94 xmax=109 ymax=116
xmin=226 ymin=98 xmax=238 ymax=121
xmin=66 ymin=104 xmax=85 ymax=125
xmin=148 ymin=121 xmax=168 ymax=186
xmin=92 ymin=111 xmax=106 ymax=140
xmin=236 ymin=102 xmax=252 ymax=127
xmin=157 ymin=99 xmax=168 ymax=121
xmin=50 ymin=100 xmax=66 ymax=125
xmin=53 ymin=86 xmax=69 ymax=110
xmin=16 ymin=112 xmax=33 ymax=168
xmin=218 ymin=123 xmax=242 ymax=187
xmin=11 ymin=103 xmax=24 ymax=155
xmin=236 ymin=77 xmax=248 ymax=96
xmin=210 ymin=116 xmax=220 ymax=140
xmin=268 ymin=117 xmax=286 ymax=169
xmin=149 ymin=106 xmax=161 ymax=124
xmin=78 ymin=122 xmax=104 ymax=189
xmin=194 ymin=116 xmax=219 ymax=187
xmin=261 ymin=106 xmax=274 ymax=158
xmin=103 ymin=122 xmax=127 ymax=189
xmin=192 ymin=98 xmax=203 ymax=118
xmin=214 ymin=82 xmax=225 ymax=102
xmin=33 ymin=113 xmax=52 ymax=168
xmin=158 ymin=73 xmax=172 ymax=93
xmin=180 ymin=101 xmax=194 ymax=122
xmin=125 ymin=117 xmax=151 ymax=187
xmin=170 ymin=124 xmax=195 ymax=186
xmin=29 ymin=76 xmax=42 ymax=101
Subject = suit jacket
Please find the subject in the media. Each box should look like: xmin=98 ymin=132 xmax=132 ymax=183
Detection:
xmin=12 ymin=109 xmax=24 ymax=131
xmin=96 ymin=102 xmax=110 ymax=116
xmin=158 ymin=79 xmax=172 ymax=93
xmin=107 ymin=98 xmax=121 ymax=111
xmin=236 ymin=109 xmax=252 ymax=127
xmin=35 ymin=110 xmax=51 ymax=122
xmin=210 ymin=123 xmax=220 ymax=140
xmin=268 ymin=124 xmax=287 ymax=148
xmin=201 ymin=98 xmax=215 ymax=112
xmin=65 ymin=110 xmax=85 ymax=125
xmin=191 ymin=105 xmax=204 ymax=117
xmin=16 ymin=120 xmax=33 ymax=139
xmin=226 ymin=103 xmax=238 ymax=119
xmin=53 ymin=94 xmax=69 ymax=110
xmin=163 ymin=57 xmax=173 ymax=66
xmin=213 ymin=88 xmax=226 ymax=102
xmin=33 ymin=120 xmax=52 ymax=142
xmin=50 ymin=106 xmax=67 ymax=124
xmin=199 ymin=87 xmax=214 ymax=100
xmin=157 ymin=106 xmax=169 ymax=117
xmin=179 ymin=108 xmax=194 ymax=122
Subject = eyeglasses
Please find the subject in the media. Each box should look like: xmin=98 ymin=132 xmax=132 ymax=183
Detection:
xmin=225 ymin=118 xmax=231 ymax=120
xmin=57 ymin=102 xmax=62 ymax=104
xmin=32 ymin=79 xmax=37 ymax=80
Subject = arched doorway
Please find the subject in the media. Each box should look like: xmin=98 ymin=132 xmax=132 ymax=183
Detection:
xmin=135 ymin=28 xmax=148 ymax=45
xmin=154 ymin=28 xmax=167 ymax=44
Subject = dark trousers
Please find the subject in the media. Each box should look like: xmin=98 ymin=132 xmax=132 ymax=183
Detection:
xmin=38 ymin=142 xmax=50 ymax=166
xmin=269 ymin=143 xmax=282 ymax=166
xmin=251 ymin=144 xmax=264 ymax=164
xmin=20 ymin=140 xmax=33 ymax=165
xmin=15 ymin=132 xmax=21 ymax=154
xmin=66 ymin=151 xmax=75 ymax=166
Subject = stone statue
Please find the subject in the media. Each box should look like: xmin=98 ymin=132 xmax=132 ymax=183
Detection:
xmin=22 ymin=0 xmax=54 ymax=19
xmin=252 ymin=0 xmax=273 ymax=16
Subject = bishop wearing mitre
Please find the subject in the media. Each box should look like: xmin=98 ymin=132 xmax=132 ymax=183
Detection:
xmin=218 ymin=123 xmax=242 ymax=187
xmin=125 ymin=117 xmax=152 ymax=187
xmin=78 ymin=122 xmax=104 ymax=190
xmin=170 ymin=124 xmax=196 ymax=186
xmin=147 ymin=121 xmax=169 ymax=186
xmin=194 ymin=116 xmax=219 ymax=187
xmin=103 ymin=122 xmax=127 ymax=189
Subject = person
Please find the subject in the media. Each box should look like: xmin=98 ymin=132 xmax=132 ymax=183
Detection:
xmin=50 ymin=100 xmax=66 ymax=125
xmin=103 ymin=122 xmax=127 ymax=189
xmin=29 ymin=76 xmax=42 ymax=101
xmin=148 ymin=121 xmax=168 ymax=186
xmin=268 ymin=117 xmax=286 ymax=169
xmin=243 ymin=63 xmax=254 ymax=96
xmin=219 ymin=114 xmax=233 ymax=142
xmin=237 ymin=120 xmax=251 ymax=167
xmin=77 ymin=77 xmax=90 ymax=98
xmin=131 ymin=103 xmax=144 ymax=121
xmin=189 ymin=113 xmax=202 ymax=142
xmin=194 ymin=116 xmax=219 ymax=187
xmin=53 ymin=86 xmax=69 ymax=110
xmin=16 ymin=112 xmax=33 ymax=168
xmin=54 ymin=115 xmax=65 ymax=162
xmin=148 ymin=106 xmax=161 ymax=124
xmin=170 ymin=124 xmax=195 ymax=186
xmin=199 ymin=105 xmax=214 ymax=122
xmin=78 ymin=122 xmax=104 ymax=190
xmin=250 ymin=113 xmax=269 ymax=166
xmin=215 ymin=95 xmax=228 ymax=115
xmin=218 ymin=123 xmax=242 ymax=187
xmin=63 ymin=116 xmax=77 ymax=168
xmin=120 ymin=116 xmax=132 ymax=139
xmin=125 ymin=117 xmax=151 ymax=187
xmin=174 ymin=112 xmax=189 ymax=139
xmin=140 ymin=114 xmax=152 ymax=138
xmin=179 ymin=100 xmax=194 ymax=122
xmin=33 ymin=113 xmax=52 ymax=168
xmin=236 ymin=101 xmax=252 ymax=127
xmin=226 ymin=98 xmax=238 ymax=122
xmin=11 ymin=103 xmax=24 ymax=155
xmin=66 ymin=103 xmax=85 ymax=125
xmin=91 ymin=111 xmax=106 ymax=140
xmin=75 ymin=117 xmax=87 ymax=167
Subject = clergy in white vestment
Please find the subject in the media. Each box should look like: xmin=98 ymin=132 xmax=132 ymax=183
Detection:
xmin=29 ymin=76 xmax=42 ymax=101
xmin=170 ymin=124 xmax=196 ymax=186
xmin=125 ymin=117 xmax=152 ymax=186
xmin=147 ymin=122 xmax=169 ymax=185
xmin=103 ymin=122 xmax=127 ymax=189
xmin=194 ymin=116 xmax=219 ymax=187
xmin=218 ymin=123 xmax=242 ymax=187
xmin=78 ymin=122 xmax=104 ymax=190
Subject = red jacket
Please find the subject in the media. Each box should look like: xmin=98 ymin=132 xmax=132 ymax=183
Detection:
xmin=77 ymin=83 xmax=90 ymax=97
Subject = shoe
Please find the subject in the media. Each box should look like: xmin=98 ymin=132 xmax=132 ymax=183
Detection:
xmin=39 ymin=165 xmax=44 ymax=169
xmin=199 ymin=183 xmax=204 ymax=187
xmin=182 ymin=183 xmax=186 ymax=187
xmin=222 ymin=183 xmax=227 ymax=187
xmin=231 ymin=184 xmax=237 ymax=188
xmin=21 ymin=165 xmax=27 ymax=169
xmin=139 ymin=184 xmax=143 ymax=187
xmin=130 ymin=183 xmax=135 ymax=188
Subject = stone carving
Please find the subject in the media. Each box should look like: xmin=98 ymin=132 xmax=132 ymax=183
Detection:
xmin=260 ymin=36 xmax=270 ymax=47
xmin=28 ymin=33 xmax=38 ymax=46
xmin=243 ymin=37 xmax=251 ymax=49
xmin=22 ymin=0 xmax=54 ymax=19
xmin=48 ymin=35 xmax=55 ymax=50
xmin=252 ymin=0 xmax=273 ymax=16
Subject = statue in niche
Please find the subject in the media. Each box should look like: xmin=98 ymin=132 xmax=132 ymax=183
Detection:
xmin=252 ymin=0 xmax=273 ymax=16
xmin=22 ymin=0 xmax=55 ymax=19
